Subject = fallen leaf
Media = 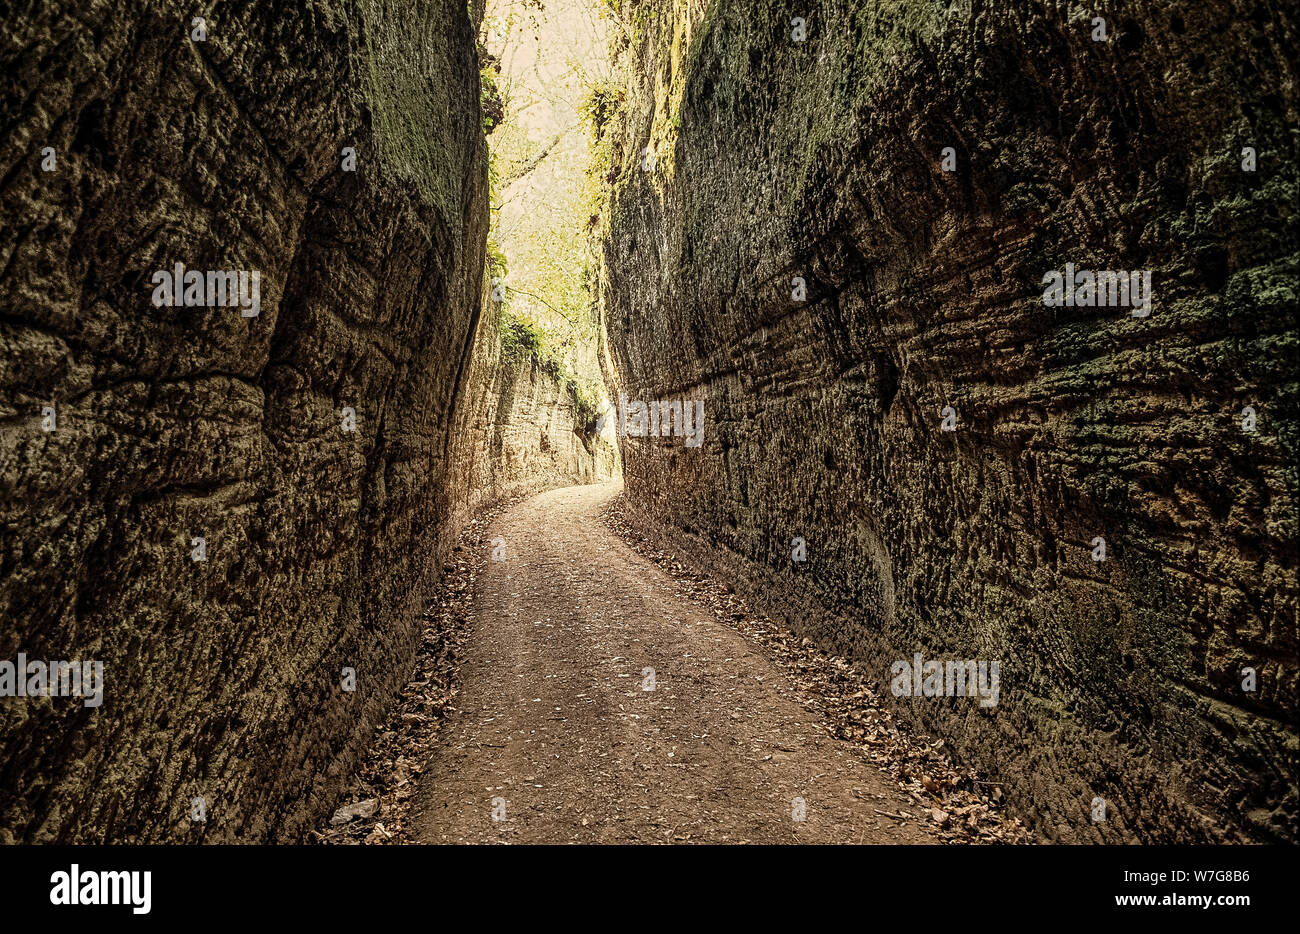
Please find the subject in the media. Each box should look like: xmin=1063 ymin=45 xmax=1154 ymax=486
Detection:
xmin=330 ymin=797 xmax=379 ymax=825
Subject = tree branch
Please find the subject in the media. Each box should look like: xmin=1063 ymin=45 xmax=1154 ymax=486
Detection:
xmin=501 ymin=130 xmax=566 ymax=188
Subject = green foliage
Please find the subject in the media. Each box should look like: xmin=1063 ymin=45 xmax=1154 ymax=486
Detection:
xmin=579 ymin=75 xmax=625 ymax=229
xmin=580 ymin=81 xmax=624 ymax=139
xmin=498 ymin=307 xmax=602 ymax=436
xmin=480 ymin=64 xmax=505 ymax=134
xmin=499 ymin=311 xmax=546 ymax=360
xmin=599 ymin=0 xmax=657 ymax=43
xmin=482 ymin=0 xmax=617 ymax=436
xmin=487 ymin=234 xmax=508 ymax=282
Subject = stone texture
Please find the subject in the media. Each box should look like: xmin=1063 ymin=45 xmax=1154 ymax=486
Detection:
xmin=449 ymin=304 xmax=619 ymax=534
xmin=0 ymin=0 xmax=603 ymax=843
xmin=595 ymin=0 xmax=1298 ymax=842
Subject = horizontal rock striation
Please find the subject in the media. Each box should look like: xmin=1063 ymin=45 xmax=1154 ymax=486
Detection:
xmin=596 ymin=0 xmax=1298 ymax=841
xmin=450 ymin=305 xmax=619 ymax=532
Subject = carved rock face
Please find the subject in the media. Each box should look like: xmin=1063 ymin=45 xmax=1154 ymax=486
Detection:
xmin=595 ymin=0 xmax=1297 ymax=842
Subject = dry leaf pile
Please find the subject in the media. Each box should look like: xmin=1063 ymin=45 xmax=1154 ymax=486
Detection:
xmin=310 ymin=498 xmax=522 ymax=844
xmin=313 ymin=488 xmax=1030 ymax=845
xmin=604 ymin=495 xmax=1031 ymax=845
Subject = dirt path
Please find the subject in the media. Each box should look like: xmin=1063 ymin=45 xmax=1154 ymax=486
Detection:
xmin=409 ymin=483 xmax=938 ymax=844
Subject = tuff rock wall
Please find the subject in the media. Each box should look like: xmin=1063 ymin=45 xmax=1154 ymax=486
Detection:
xmin=0 ymin=0 xmax=602 ymax=843
xmin=596 ymin=0 xmax=1298 ymax=842
xmin=449 ymin=303 xmax=619 ymax=533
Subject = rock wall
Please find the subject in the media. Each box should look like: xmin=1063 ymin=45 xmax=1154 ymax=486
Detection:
xmin=449 ymin=300 xmax=619 ymax=533
xmin=0 ymin=0 xmax=602 ymax=843
xmin=596 ymin=0 xmax=1298 ymax=842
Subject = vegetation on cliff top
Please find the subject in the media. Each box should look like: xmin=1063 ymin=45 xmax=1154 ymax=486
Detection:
xmin=480 ymin=0 xmax=613 ymax=435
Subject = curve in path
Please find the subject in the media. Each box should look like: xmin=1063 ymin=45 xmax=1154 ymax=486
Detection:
xmin=411 ymin=483 xmax=938 ymax=844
